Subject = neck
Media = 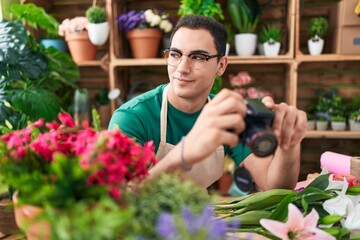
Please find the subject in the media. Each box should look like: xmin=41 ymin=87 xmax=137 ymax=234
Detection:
xmin=167 ymin=88 xmax=208 ymax=114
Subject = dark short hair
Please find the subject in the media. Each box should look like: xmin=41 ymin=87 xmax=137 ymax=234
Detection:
xmin=170 ymin=15 xmax=227 ymax=57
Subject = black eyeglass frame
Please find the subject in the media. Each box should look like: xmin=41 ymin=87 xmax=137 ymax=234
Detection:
xmin=162 ymin=49 xmax=224 ymax=62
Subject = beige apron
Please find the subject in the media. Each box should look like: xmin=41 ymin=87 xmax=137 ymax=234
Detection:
xmin=156 ymin=85 xmax=224 ymax=188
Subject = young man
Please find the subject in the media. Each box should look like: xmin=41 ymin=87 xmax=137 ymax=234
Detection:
xmin=109 ymin=15 xmax=307 ymax=190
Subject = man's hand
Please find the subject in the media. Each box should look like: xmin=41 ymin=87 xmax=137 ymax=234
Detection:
xmin=262 ymin=96 xmax=307 ymax=150
xmin=183 ymin=89 xmax=247 ymax=165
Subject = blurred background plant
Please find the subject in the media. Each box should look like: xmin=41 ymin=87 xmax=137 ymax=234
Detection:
xmin=178 ymin=0 xmax=224 ymax=21
xmin=229 ymin=71 xmax=273 ymax=99
xmin=0 ymin=3 xmax=79 ymax=134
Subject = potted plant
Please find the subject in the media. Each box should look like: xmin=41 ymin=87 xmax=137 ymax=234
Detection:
xmin=259 ymin=24 xmax=282 ymax=56
xmin=0 ymin=113 xmax=236 ymax=239
xmin=86 ymin=4 xmax=109 ymax=46
xmin=307 ymin=17 xmax=328 ymax=55
xmin=118 ymin=9 xmax=173 ymax=58
xmin=0 ymin=19 xmax=78 ymax=133
xmin=349 ymin=110 xmax=360 ymax=131
xmin=58 ymin=16 xmax=97 ymax=63
xmin=316 ymin=115 xmax=328 ymax=131
xmin=9 ymin=3 xmax=68 ymax=52
xmin=331 ymin=115 xmax=347 ymax=131
xmin=0 ymin=113 xmax=157 ymax=239
xmin=227 ymin=0 xmax=260 ymax=56
xmin=306 ymin=113 xmax=316 ymax=130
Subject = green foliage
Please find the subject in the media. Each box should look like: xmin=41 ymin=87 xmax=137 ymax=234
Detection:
xmin=214 ymin=174 xmax=356 ymax=239
xmin=45 ymin=197 xmax=134 ymax=240
xmin=178 ymin=0 xmax=224 ymax=21
xmin=95 ymin=87 xmax=110 ymax=106
xmin=314 ymin=88 xmax=345 ymax=119
xmin=259 ymin=24 xmax=282 ymax=43
xmin=307 ymin=17 xmax=328 ymax=39
xmin=8 ymin=3 xmax=60 ymax=39
xmin=210 ymin=76 xmax=223 ymax=94
xmin=227 ymin=0 xmax=260 ymax=33
xmin=86 ymin=6 xmax=107 ymax=24
xmin=332 ymin=115 xmax=345 ymax=122
xmin=0 ymin=19 xmax=79 ymax=133
xmin=124 ymin=173 xmax=211 ymax=239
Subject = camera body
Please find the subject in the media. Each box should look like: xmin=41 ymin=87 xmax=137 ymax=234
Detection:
xmin=240 ymin=99 xmax=278 ymax=157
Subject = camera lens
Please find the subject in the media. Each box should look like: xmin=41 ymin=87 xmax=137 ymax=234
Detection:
xmin=248 ymin=131 xmax=278 ymax=157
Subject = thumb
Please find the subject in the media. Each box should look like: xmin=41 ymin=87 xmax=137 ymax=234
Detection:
xmin=262 ymin=96 xmax=275 ymax=109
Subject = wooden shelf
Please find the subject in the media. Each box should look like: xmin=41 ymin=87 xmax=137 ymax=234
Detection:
xmin=110 ymin=56 xmax=294 ymax=68
xmin=111 ymin=58 xmax=166 ymax=67
xmin=296 ymin=53 xmax=360 ymax=63
xmin=227 ymin=55 xmax=293 ymax=64
xmin=77 ymin=60 xmax=103 ymax=67
xmin=305 ymin=130 xmax=360 ymax=139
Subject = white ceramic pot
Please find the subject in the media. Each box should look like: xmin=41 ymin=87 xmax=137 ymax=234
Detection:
xmin=264 ymin=42 xmax=281 ymax=56
xmin=306 ymin=120 xmax=316 ymax=130
xmin=308 ymin=38 xmax=324 ymax=55
xmin=349 ymin=120 xmax=360 ymax=131
xmin=234 ymin=33 xmax=257 ymax=56
xmin=225 ymin=43 xmax=230 ymax=56
xmin=87 ymin=22 xmax=110 ymax=46
xmin=331 ymin=121 xmax=346 ymax=131
xmin=316 ymin=121 xmax=328 ymax=131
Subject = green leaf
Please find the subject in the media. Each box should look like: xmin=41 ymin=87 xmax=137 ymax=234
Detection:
xmin=11 ymin=87 xmax=61 ymax=122
xmin=0 ymin=20 xmax=28 ymax=63
xmin=306 ymin=173 xmax=330 ymax=190
xmin=269 ymin=194 xmax=294 ymax=221
xmin=10 ymin=3 xmax=60 ymax=38
xmin=226 ymin=210 xmax=272 ymax=226
xmin=296 ymin=187 xmax=334 ymax=204
xmin=319 ymin=214 xmax=342 ymax=225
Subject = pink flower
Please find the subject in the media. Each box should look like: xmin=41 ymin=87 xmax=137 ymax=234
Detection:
xmin=260 ymin=204 xmax=335 ymax=240
xmin=58 ymin=17 xmax=89 ymax=36
xmin=229 ymin=71 xmax=254 ymax=88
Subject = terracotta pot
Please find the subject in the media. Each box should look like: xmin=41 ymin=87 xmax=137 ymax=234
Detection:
xmin=126 ymin=28 xmax=162 ymax=58
xmin=65 ymin=31 xmax=97 ymax=63
xmin=217 ymin=173 xmax=233 ymax=195
xmin=13 ymin=192 xmax=50 ymax=240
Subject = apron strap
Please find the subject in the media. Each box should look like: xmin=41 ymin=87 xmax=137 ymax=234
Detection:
xmin=160 ymin=85 xmax=211 ymax=143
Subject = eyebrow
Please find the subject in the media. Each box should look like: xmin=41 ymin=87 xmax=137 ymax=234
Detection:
xmin=169 ymin=47 xmax=210 ymax=55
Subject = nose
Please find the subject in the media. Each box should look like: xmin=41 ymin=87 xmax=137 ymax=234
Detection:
xmin=176 ymin=55 xmax=191 ymax=73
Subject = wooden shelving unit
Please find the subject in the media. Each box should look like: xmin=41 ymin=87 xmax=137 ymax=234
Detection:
xmin=106 ymin=0 xmax=360 ymax=141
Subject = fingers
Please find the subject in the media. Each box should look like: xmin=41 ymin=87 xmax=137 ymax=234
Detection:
xmin=262 ymin=96 xmax=275 ymax=109
xmin=271 ymin=102 xmax=307 ymax=149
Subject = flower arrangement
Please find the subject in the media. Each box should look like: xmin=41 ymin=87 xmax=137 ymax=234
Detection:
xmin=0 ymin=112 xmax=242 ymax=239
xmin=0 ymin=112 xmax=157 ymax=238
xmin=118 ymin=9 xmax=173 ymax=33
xmin=229 ymin=71 xmax=273 ymax=99
xmin=58 ymin=16 xmax=89 ymax=36
xmin=215 ymin=172 xmax=360 ymax=239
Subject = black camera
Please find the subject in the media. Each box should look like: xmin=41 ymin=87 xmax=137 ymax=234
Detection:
xmin=240 ymin=99 xmax=278 ymax=157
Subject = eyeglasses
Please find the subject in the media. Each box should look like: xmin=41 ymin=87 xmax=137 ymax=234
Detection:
xmin=163 ymin=49 xmax=223 ymax=69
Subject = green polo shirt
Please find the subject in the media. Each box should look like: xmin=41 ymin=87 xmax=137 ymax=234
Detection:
xmin=108 ymin=84 xmax=251 ymax=165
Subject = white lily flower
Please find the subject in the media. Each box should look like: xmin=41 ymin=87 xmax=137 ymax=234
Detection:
xmin=323 ymin=179 xmax=354 ymax=217
xmin=344 ymin=204 xmax=360 ymax=230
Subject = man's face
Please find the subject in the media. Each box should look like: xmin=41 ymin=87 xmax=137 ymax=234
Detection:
xmin=167 ymin=28 xmax=226 ymax=100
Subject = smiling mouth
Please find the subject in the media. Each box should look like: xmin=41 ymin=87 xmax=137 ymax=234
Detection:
xmin=174 ymin=76 xmax=193 ymax=83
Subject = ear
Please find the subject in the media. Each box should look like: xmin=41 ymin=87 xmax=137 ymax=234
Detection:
xmin=216 ymin=57 xmax=228 ymax=76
